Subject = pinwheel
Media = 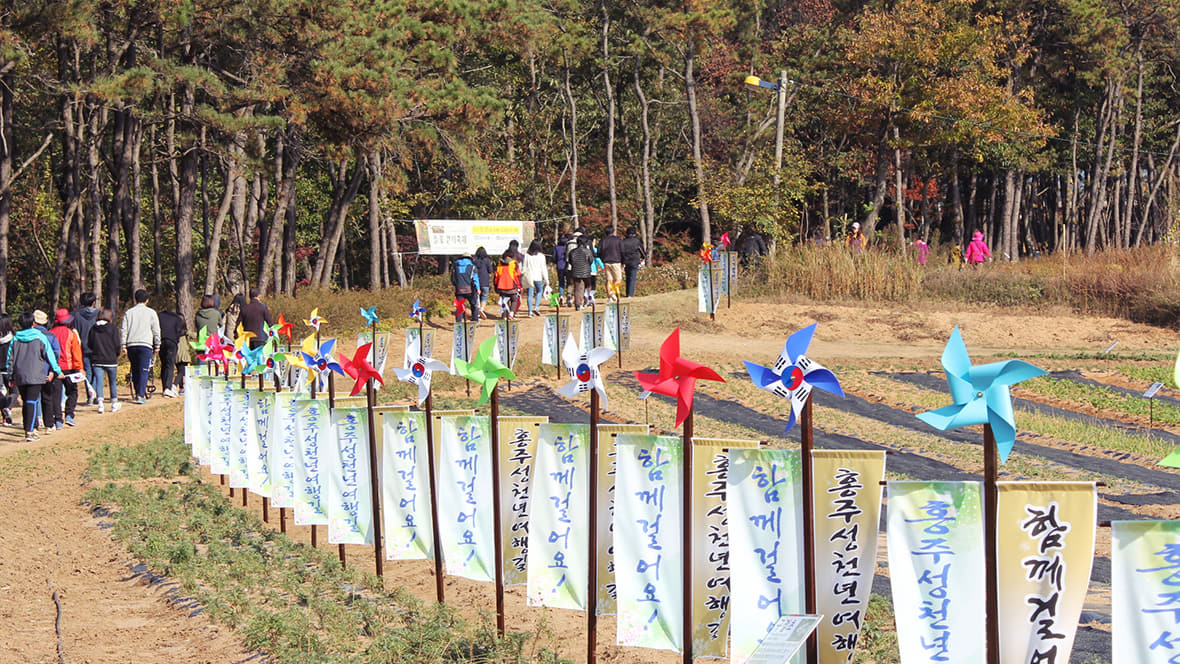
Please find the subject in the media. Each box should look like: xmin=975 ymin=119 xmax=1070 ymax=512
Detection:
xmin=699 ymin=243 xmax=715 ymax=264
xmin=548 ymin=291 xmax=560 ymax=309
xmin=634 ymin=328 xmax=724 ymax=428
xmin=453 ymin=297 xmax=467 ymax=320
xmin=454 ymin=336 xmax=517 ymax=405
xmin=394 ymin=335 xmax=448 ymax=404
xmin=305 ymin=308 xmax=325 ymax=331
xmin=410 ymin=299 xmax=426 ymax=322
xmin=341 ymin=342 xmax=385 ymax=397
xmin=301 ymin=337 xmax=345 ymax=380
xmin=239 ymin=342 xmax=268 ymax=374
xmin=361 ymin=306 xmax=379 ymax=327
xmin=263 ymin=321 xmax=283 ymax=343
xmin=190 ymin=326 xmax=210 ymax=354
xmin=915 ymin=326 xmax=1046 ymax=464
xmin=234 ymin=323 xmax=255 ymax=350
xmin=275 ymin=314 xmax=296 ymax=342
xmin=199 ymin=330 xmax=235 ymax=367
xmin=263 ymin=337 xmax=305 ymax=372
xmin=555 ymin=333 xmax=614 ymax=408
xmin=720 ymin=232 xmax=731 ymax=248
xmin=743 ymin=323 xmax=844 ymax=433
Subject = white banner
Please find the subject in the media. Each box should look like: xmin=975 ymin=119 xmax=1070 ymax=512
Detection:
xmin=887 ymin=481 xmax=985 ymax=664
xmin=580 ymin=310 xmax=604 ymax=350
xmin=449 ymin=322 xmax=477 ymax=375
xmin=210 ymin=380 xmax=233 ymax=475
xmin=357 ymin=331 xmax=391 ymax=376
xmin=728 ymin=448 xmax=805 ymax=664
xmin=247 ymin=390 xmax=273 ymax=497
xmin=414 ymin=219 xmax=536 ymax=255
xmin=404 ymin=328 xmax=435 ymax=369
xmin=493 ymin=319 xmax=519 ymax=369
xmin=183 ymin=366 xmax=205 ymax=452
xmin=697 ymin=264 xmax=723 ymax=314
xmin=325 ymin=407 xmax=373 ymax=545
xmin=614 ymin=434 xmax=684 ymax=652
xmin=292 ymin=398 xmax=330 ymax=526
xmin=381 ymin=411 xmax=434 ymax=560
xmin=193 ymin=376 xmax=213 ymax=466
xmin=267 ymin=391 xmax=301 ymax=509
xmin=603 ymin=303 xmax=630 ymax=352
xmin=526 ymin=423 xmax=590 ymax=610
xmin=229 ymin=387 xmax=252 ymax=489
xmin=437 ymin=415 xmax=495 ymax=582
xmin=1112 ymin=519 xmax=1180 ymax=664
xmin=541 ymin=314 xmax=570 ymax=366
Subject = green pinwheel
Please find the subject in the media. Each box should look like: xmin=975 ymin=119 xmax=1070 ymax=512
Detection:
xmin=453 ymin=336 xmax=516 ymax=405
xmin=190 ymin=326 xmax=210 ymax=354
xmin=916 ymin=326 xmax=1045 ymax=464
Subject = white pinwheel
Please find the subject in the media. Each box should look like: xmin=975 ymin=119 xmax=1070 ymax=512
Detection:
xmin=394 ymin=335 xmax=449 ymax=404
xmin=555 ymin=332 xmax=614 ymax=408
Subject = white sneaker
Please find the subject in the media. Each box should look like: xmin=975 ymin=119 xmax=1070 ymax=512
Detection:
xmin=97 ymin=402 xmax=104 ymax=414
xmin=111 ymin=401 xmax=122 ymax=412
xmin=162 ymin=388 xmax=176 ymax=398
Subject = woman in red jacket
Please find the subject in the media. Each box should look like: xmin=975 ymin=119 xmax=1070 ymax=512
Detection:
xmin=49 ymin=309 xmax=84 ymax=426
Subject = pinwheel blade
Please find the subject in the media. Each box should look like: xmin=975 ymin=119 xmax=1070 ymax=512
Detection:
xmin=784 ymin=323 xmax=817 ymax=366
xmin=743 ymin=361 xmax=781 ymax=390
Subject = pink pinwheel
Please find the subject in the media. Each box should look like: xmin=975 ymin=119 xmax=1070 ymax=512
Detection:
xmin=634 ymin=328 xmax=724 ymax=428
xmin=342 ymin=342 xmax=385 ymax=397
xmin=200 ymin=331 xmax=235 ymax=369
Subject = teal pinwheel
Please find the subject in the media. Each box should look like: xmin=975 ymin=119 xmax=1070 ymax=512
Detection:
xmin=240 ymin=343 xmax=268 ymax=374
xmin=361 ymin=306 xmax=379 ymax=326
xmin=453 ymin=336 xmax=517 ymax=405
xmin=916 ymin=326 xmax=1046 ymax=463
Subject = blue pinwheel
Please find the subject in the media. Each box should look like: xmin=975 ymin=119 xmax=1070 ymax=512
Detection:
xmin=240 ymin=343 xmax=268 ymax=375
xmin=301 ymin=337 xmax=345 ymax=380
xmin=916 ymin=326 xmax=1046 ymax=463
xmin=410 ymin=299 xmax=426 ymax=322
xmin=361 ymin=306 xmax=379 ymax=326
xmin=744 ymin=323 xmax=844 ymax=432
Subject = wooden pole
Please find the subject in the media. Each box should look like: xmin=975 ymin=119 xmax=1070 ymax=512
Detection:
xmin=616 ymin=303 xmax=623 ymax=369
xmin=706 ymin=262 xmax=716 ymax=322
xmin=490 ymin=387 xmax=506 ymax=637
xmin=555 ymin=302 xmax=563 ymax=380
xmin=587 ymin=388 xmax=601 ymax=664
xmin=462 ymin=322 xmax=471 ymax=398
xmin=328 ymin=366 xmax=344 ymax=568
xmin=424 ymin=392 xmax=446 ymax=603
xmin=984 ymin=424 xmax=999 ymax=664
xmin=366 ymin=375 xmax=384 ymax=578
xmin=801 ymin=397 xmax=817 ymax=663
xmin=682 ymin=408 xmax=694 ymax=664
xmin=311 ymin=329 xmax=320 ymax=550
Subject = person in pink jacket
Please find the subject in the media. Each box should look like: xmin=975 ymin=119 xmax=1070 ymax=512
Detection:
xmin=964 ymin=230 xmax=990 ymax=264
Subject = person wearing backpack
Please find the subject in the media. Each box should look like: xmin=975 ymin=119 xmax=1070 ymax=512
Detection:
xmin=568 ymin=234 xmax=594 ymax=309
xmin=493 ymin=250 xmax=522 ymax=319
xmin=451 ymin=252 xmax=480 ymax=322
xmin=473 ymin=246 xmax=494 ymax=319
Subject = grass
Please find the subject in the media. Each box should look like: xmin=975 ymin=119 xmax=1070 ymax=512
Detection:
xmin=1021 ymin=375 xmax=1180 ymax=425
xmin=85 ymin=430 xmax=565 ymax=664
xmin=1118 ymin=364 xmax=1177 ymax=388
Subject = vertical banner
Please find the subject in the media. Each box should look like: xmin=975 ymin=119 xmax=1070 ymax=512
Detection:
xmin=580 ymin=310 xmax=604 ymax=350
xmin=449 ymin=322 xmax=477 ymax=375
xmin=437 ymin=415 xmax=495 ymax=582
xmin=193 ymin=376 xmax=213 ymax=465
xmin=690 ymin=438 xmax=760 ymax=659
xmin=997 ymin=482 xmax=1096 ymax=663
xmin=718 ymin=251 xmax=738 ymax=297
xmin=248 ymin=390 xmax=274 ymax=497
xmin=728 ymin=448 xmax=805 ymax=664
xmin=267 ymin=391 xmax=301 ymax=508
xmin=812 ymin=450 xmax=886 ymax=663
xmin=614 ymin=433 xmax=684 ymax=652
xmin=293 ymin=398 xmax=331 ymax=526
xmin=210 ymin=380 xmax=233 ymax=475
xmin=499 ymin=416 xmax=548 ymax=585
xmin=1112 ymin=520 xmax=1180 ymax=664
xmin=697 ymin=264 xmax=723 ymax=314
xmin=183 ymin=365 xmax=205 ymax=452
xmin=356 ymin=330 xmax=391 ymax=374
xmin=603 ymin=303 xmax=631 ymax=352
xmin=596 ymin=424 xmax=650 ymax=616
xmin=541 ymin=314 xmax=570 ymax=365
xmin=381 ymin=411 xmax=433 ymax=560
xmin=404 ymin=328 xmax=435 ymax=368
xmin=887 ymin=481 xmax=985 ymax=664
xmin=324 ymin=407 xmax=373 ymax=545
xmin=526 ymin=423 xmax=591 ymax=609
xmin=492 ymin=319 xmax=519 ymax=369
xmin=229 ymin=387 xmax=253 ymax=489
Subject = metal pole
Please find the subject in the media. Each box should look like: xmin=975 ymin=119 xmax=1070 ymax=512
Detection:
xmin=490 ymin=387 xmax=506 ymax=637
xmin=424 ymin=393 xmax=446 ymax=603
xmin=682 ymin=408 xmax=694 ymax=664
xmin=774 ymin=71 xmax=786 ymax=186
xmin=587 ymin=389 xmax=601 ymax=664
xmin=801 ymin=396 xmax=817 ymax=663
xmin=366 ymin=376 xmax=384 ymax=578
xmin=984 ymin=424 xmax=1000 ymax=664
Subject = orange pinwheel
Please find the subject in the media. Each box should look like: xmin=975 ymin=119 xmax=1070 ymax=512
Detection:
xmin=342 ymin=342 xmax=384 ymax=397
xmin=634 ymin=328 xmax=725 ymax=428
xmin=699 ymin=243 xmax=715 ymax=264
xmin=275 ymin=314 xmax=295 ymax=341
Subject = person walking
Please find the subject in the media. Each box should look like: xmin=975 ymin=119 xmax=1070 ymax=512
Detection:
xmin=239 ymin=288 xmax=273 ymax=349
xmin=912 ymin=237 xmax=930 ymax=265
xmin=622 ymin=226 xmax=646 ymax=298
xmin=493 ymin=249 xmax=523 ymax=319
xmin=965 ymin=230 xmax=991 ymax=265
xmin=0 ymin=313 xmax=14 ymax=426
xmin=49 ymin=310 xmax=83 ymax=426
xmin=451 ymin=252 xmax=480 ymax=322
xmin=568 ymin=233 xmax=594 ymax=309
xmin=74 ymin=292 xmax=99 ymax=400
xmin=599 ymin=227 xmax=624 ymax=300
xmin=194 ymin=294 xmax=222 ymax=336
xmin=522 ymin=239 xmax=550 ymax=317
xmin=739 ymin=227 xmax=767 ymax=265
xmin=473 ymin=246 xmax=494 ymax=319
xmin=32 ymin=310 xmax=61 ymax=432
xmin=88 ymin=309 xmax=121 ymax=413
xmin=159 ymin=308 xmax=187 ymax=398
xmin=845 ymin=222 xmax=868 ymax=253
xmin=553 ymin=229 xmax=571 ymax=304
xmin=121 ymin=289 xmax=160 ymax=404
xmin=8 ymin=312 xmax=61 ymax=441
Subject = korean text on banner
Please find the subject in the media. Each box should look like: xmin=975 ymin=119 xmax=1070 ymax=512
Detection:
xmin=1112 ymin=520 xmax=1180 ymax=664
xmin=193 ymin=376 xmax=213 ymax=465
xmin=248 ymin=390 xmax=274 ymax=497
xmin=595 ymin=424 xmax=651 ymax=616
xmin=812 ymin=450 xmax=886 ymax=663
xmin=690 ymin=438 xmax=759 ymax=659
xmin=449 ymin=322 xmax=477 ymax=375
xmin=697 ymin=264 xmax=723 ymax=314
xmin=210 ymin=380 xmax=233 ymax=475
xmin=404 ymin=328 xmax=435 ymax=369
xmin=324 ymin=408 xmax=373 ymax=545
xmin=526 ymin=423 xmax=591 ymax=610
xmin=292 ymin=398 xmax=330 ymax=526
xmin=183 ymin=365 xmax=205 ymax=452
xmin=580 ymin=311 xmax=604 ymax=351
xmin=886 ymin=481 xmax=985 ymax=664
xmin=614 ymin=434 xmax=683 ymax=652
xmin=493 ymin=320 xmax=519 ymax=369
xmin=414 ymin=219 xmax=536 ymax=256
xmin=381 ymin=412 xmax=433 ymax=560
xmin=437 ymin=415 xmax=495 ymax=582
xmin=728 ymin=448 xmax=805 ymax=664
xmin=499 ymin=417 xmax=547 ymax=585
xmin=997 ymin=482 xmax=1096 ymax=663
xmin=229 ymin=387 xmax=253 ymax=489
xmin=267 ymin=391 xmax=301 ymax=509
xmin=542 ymin=314 xmax=570 ymax=366
xmin=357 ymin=331 xmax=391 ymax=375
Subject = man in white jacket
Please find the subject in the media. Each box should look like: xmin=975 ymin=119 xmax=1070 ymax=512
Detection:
xmin=121 ymin=289 xmax=160 ymax=404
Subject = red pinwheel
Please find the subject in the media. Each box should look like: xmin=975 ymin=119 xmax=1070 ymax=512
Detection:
xmin=343 ymin=342 xmax=385 ymax=397
xmin=720 ymin=232 xmax=731 ymax=248
xmin=454 ymin=297 xmax=467 ymax=319
xmin=634 ymin=328 xmax=725 ymax=428
xmin=275 ymin=314 xmax=295 ymax=342
xmin=699 ymin=243 xmax=715 ymax=264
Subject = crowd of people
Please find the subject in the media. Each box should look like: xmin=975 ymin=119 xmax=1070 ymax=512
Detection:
xmin=1 ymin=287 xmax=273 ymax=442
xmin=452 ymin=226 xmax=648 ymax=321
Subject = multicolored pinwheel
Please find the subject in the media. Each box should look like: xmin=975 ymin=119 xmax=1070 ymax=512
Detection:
xmin=699 ymin=243 xmax=714 ymax=264
xmin=301 ymin=337 xmax=345 ymax=383
xmin=555 ymin=332 xmax=614 ymax=408
xmin=915 ymin=326 xmax=1046 ymax=463
xmin=394 ymin=335 xmax=448 ymax=404
xmin=743 ymin=323 xmax=844 ymax=433
xmin=361 ymin=306 xmax=379 ymax=326
xmin=634 ymin=328 xmax=724 ymax=428
xmin=410 ymin=299 xmax=426 ymax=322
xmin=199 ymin=330 xmax=235 ymax=369
xmin=305 ymin=308 xmax=325 ymax=331
xmin=190 ymin=326 xmax=211 ymax=354
xmin=454 ymin=336 xmax=517 ymax=405
xmin=341 ymin=342 xmax=385 ymax=397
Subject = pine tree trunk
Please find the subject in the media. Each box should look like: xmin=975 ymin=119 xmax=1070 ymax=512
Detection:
xmin=601 ymin=0 xmax=618 ymax=232
xmin=634 ymin=54 xmax=656 ymax=260
xmin=684 ymin=34 xmax=711 ymax=244
xmin=175 ymin=80 xmax=198 ymax=325
xmin=368 ymin=151 xmax=382 ymax=291
xmin=258 ymin=127 xmax=299 ymax=294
